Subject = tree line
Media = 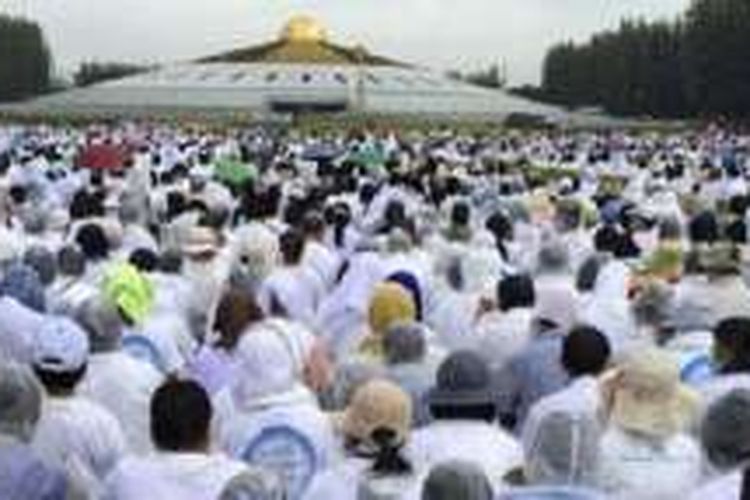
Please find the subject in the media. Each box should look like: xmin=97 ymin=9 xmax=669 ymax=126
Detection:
xmin=535 ymin=0 xmax=750 ymax=118
xmin=0 ymin=15 xmax=52 ymax=102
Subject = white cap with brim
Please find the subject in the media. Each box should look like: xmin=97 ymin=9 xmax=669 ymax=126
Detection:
xmin=32 ymin=317 xmax=90 ymax=373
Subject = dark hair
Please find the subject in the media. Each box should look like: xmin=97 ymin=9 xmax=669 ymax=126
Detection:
xmin=497 ymin=274 xmax=535 ymax=311
xmin=34 ymin=365 xmax=87 ymax=396
xmin=279 ymin=229 xmax=306 ymax=265
xmin=714 ymin=317 xmax=750 ymax=375
xmin=450 ymin=202 xmax=471 ymax=227
xmin=213 ymin=289 xmax=264 ymax=351
xmin=302 ymin=211 xmax=326 ymax=240
xmin=129 ymin=248 xmax=159 ymax=273
xmin=689 ymin=211 xmax=720 ymax=245
xmin=151 ymin=379 xmax=212 ymax=452
xmin=594 ymin=224 xmax=621 ymax=254
xmin=369 ymin=427 xmax=412 ymax=475
xmin=165 ymin=191 xmax=187 ymax=222
xmin=576 ymin=254 xmax=606 ymax=292
xmin=159 ymin=250 xmax=183 ymax=274
xmin=561 ymin=325 xmax=611 ymax=377
xmin=75 ymin=224 xmax=110 ymax=261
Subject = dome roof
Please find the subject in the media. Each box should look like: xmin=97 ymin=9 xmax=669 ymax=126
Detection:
xmin=280 ymin=15 xmax=327 ymax=43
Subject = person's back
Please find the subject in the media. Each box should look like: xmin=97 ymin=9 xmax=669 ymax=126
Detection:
xmin=79 ymin=350 xmax=162 ymax=454
xmin=33 ymin=395 xmax=127 ymax=483
xmin=595 ymin=425 xmax=701 ymax=499
xmin=104 ymin=379 xmax=259 ymax=500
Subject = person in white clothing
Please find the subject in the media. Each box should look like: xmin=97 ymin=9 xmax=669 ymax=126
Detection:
xmin=215 ymin=320 xmax=336 ymax=499
xmin=75 ymin=296 xmax=163 ymax=455
xmin=104 ymin=379 xmax=277 ymax=500
xmin=593 ymin=348 xmax=702 ymax=500
xmin=407 ymin=351 xmax=523 ymax=490
xmin=689 ymin=388 xmax=750 ymax=500
xmin=304 ymin=379 xmax=422 ymax=500
xmin=30 ymin=317 xmax=128 ymax=496
xmin=258 ymin=229 xmax=320 ymax=325
xmin=523 ymin=325 xmax=611 ymax=487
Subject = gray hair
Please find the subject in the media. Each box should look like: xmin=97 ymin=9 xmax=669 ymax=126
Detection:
xmin=701 ymin=389 xmax=750 ymax=472
xmin=632 ymin=281 xmax=674 ymax=328
xmin=537 ymin=238 xmax=570 ymax=275
xmin=74 ymin=296 xmax=123 ymax=353
xmin=421 ymin=461 xmax=493 ymax=500
xmin=0 ymin=362 xmax=43 ymax=441
xmin=384 ymin=322 xmax=426 ymax=365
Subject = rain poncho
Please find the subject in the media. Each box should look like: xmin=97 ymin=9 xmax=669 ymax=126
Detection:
xmin=593 ymin=426 xmax=702 ymax=500
xmin=407 ymin=421 xmax=522 ymax=490
xmin=103 ymin=452 xmax=251 ymax=500
xmin=31 ymin=396 xmax=128 ymax=494
xmin=79 ymin=351 xmax=163 ymax=455
xmin=581 ymin=261 xmax=636 ymax=354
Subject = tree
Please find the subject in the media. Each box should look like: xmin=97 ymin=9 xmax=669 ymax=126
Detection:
xmin=0 ymin=15 xmax=52 ymax=102
xmin=74 ymin=62 xmax=150 ymax=87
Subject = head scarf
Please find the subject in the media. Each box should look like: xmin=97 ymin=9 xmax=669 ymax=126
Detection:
xmin=103 ymin=263 xmax=154 ymax=324
xmin=363 ymin=282 xmax=416 ymax=358
xmin=0 ymin=262 xmax=45 ymax=313
xmin=0 ymin=363 xmax=42 ymax=441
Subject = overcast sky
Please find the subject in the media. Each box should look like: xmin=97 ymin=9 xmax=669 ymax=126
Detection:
xmin=1 ymin=0 xmax=690 ymax=84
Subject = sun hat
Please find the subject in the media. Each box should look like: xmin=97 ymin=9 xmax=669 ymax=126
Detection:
xmin=610 ymin=348 xmax=698 ymax=438
xmin=32 ymin=317 xmax=90 ymax=373
xmin=342 ymin=379 xmax=412 ymax=450
xmin=428 ymin=351 xmax=494 ymax=408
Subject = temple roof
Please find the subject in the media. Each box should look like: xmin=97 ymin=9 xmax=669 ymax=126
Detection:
xmin=198 ymin=15 xmax=403 ymax=66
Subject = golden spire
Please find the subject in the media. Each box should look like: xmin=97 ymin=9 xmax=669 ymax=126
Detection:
xmin=280 ymin=15 xmax=328 ymax=43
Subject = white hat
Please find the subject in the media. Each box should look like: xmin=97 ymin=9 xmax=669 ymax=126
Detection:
xmin=32 ymin=317 xmax=90 ymax=373
xmin=611 ymin=348 xmax=698 ymax=438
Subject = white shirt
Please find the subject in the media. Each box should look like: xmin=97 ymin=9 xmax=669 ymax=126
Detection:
xmin=79 ymin=351 xmax=163 ymax=455
xmin=407 ymin=420 xmax=522 ymax=490
xmin=32 ymin=396 xmax=127 ymax=491
xmin=0 ymin=296 xmax=44 ymax=363
xmin=103 ymin=452 xmax=249 ymax=500
xmin=594 ymin=426 xmax=702 ymax=500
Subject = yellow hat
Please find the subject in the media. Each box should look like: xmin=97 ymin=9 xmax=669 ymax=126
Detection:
xmin=368 ymin=282 xmax=416 ymax=337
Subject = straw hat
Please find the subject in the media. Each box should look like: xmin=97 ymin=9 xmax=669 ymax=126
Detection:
xmin=342 ymin=379 xmax=412 ymax=449
xmin=611 ymin=348 xmax=698 ymax=438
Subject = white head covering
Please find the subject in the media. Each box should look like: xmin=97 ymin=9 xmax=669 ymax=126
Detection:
xmin=230 ymin=322 xmax=298 ymax=410
xmin=582 ymin=261 xmax=636 ymax=351
xmin=32 ymin=317 xmax=90 ymax=373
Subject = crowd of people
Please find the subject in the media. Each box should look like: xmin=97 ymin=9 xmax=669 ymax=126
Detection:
xmin=1 ymin=122 xmax=750 ymax=499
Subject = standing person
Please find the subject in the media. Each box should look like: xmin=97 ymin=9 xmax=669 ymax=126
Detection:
xmin=305 ymin=379 xmax=421 ymax=500
xmin=31 ymin=317 xmax=128 ymax=496
xmin=0 ymin=362 xmax=70 ymax=500
xmin=407 ymin=351 xmax=522 ymax=489
xmin=104 ymin=380 xmax=273 ymax=500
xmin=594 ymin=348 xmax=701 ymax=499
